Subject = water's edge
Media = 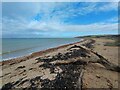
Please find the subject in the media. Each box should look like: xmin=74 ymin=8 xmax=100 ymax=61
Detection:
xmin=1 ymin=38 xmax=83 ymax=62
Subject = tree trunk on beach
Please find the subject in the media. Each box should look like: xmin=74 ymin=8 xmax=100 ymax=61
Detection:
xmin=40 ymin=44 xmax=120 ymax=72
xmin=67 ymin=45 xmax=120 ymax=72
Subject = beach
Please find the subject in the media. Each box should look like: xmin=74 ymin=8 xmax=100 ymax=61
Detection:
xmin=2 ymin=38 xmax=80 ymax=60
xmin=2 ymin=1 xmax=119 ymax=89
xmin=0 ymin=36 xmax=119 ymax=89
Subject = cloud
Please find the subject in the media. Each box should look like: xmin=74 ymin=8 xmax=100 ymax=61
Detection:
xmin=2 ymin=16 xmax=118 ymax=38
xmin=2 ymin=2 xmax=118 ymax=38
xmin=1 ymin=0 xmax=120 ymax=2
xmin=98 ymin=2 xmax=118 ymax=11
xmin=2 ymin=2 xmax=118 ymax=20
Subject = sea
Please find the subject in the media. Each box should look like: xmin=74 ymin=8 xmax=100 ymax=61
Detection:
xmin=1 ymin=38 xmax=80 ymax=61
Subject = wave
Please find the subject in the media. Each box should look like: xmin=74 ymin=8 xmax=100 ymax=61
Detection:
xmin=1 ymin=46 xmax=38 ymax=55
xmin=1 ymin=38 xmax=81 ymax=61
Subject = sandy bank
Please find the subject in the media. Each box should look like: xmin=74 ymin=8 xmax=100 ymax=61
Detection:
xmin=0 ymin=38 xmax=119 ymax=89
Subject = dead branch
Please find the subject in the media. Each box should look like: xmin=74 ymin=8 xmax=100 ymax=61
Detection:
xmin=68 ymin=45 xmax=120 ymax=72
xmin=77 ymin=66 xmax=84 ymax=89
xmin=50 ymin=57 xmax=88 ymax=66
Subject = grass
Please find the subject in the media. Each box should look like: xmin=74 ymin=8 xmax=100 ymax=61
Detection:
xmin=104 ymin=40 xmax=120 ymax=46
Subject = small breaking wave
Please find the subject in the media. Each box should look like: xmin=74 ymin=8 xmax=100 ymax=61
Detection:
xmin=1 ymin=46 xmax=37 ymax=55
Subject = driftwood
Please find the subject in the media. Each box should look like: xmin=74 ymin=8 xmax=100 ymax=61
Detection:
xmin=50 ymin=58 xmax=99 ymax=66
xmin=67 ymin=45 xmax=120 ymax=72
xmin=43 ymin=44 xmax=119 ymax=72
xmin=39 ymin=44 xmax=120 ymax=72
xmin=50 ymin=57 xmax=87 ymax=66
xmin=77 ymin=66 xmax=84 ymax=90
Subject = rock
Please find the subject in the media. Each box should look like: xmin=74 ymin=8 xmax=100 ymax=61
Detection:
xmin=85 ymin=82 xmax=88 ymax=85
xmin=29 ymin=68 xmax=34 ymax=70
xmin=106 ymin=79 xmax=110 ymax=83
xmin=96 ymin=74 xmax=100 ymax=78
xmin=19 ymin=70 xmax=26 ymax=75
xmin=50 ymin=66 xmax=55 ymax=73
xmin=15 ymin=66 xmax=25 ymax=70
xmin=107 ymin=83 xmax=113 ymax=89
xmin=2 ymin=82 xmax=13 ymax=90
xmin=104 ymin=48 xmax=106 ymax=50
xmin=9 ymin=62 xmax=15 ymax=65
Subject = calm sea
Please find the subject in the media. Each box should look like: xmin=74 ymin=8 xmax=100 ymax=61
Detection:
xmin=1 ymin=38 xmax=80 ymax=61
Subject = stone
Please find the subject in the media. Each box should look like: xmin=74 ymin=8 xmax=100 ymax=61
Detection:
xmin=96 ymin=74 xmax=100 ymax=78
xmin=15 ymin=66 xmax=25 ymax=70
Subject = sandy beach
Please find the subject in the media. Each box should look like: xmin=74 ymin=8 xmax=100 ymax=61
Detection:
xmin=0 ymin=37 xmax=119 ymax=89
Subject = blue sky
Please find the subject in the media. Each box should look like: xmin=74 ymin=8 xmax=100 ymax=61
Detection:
xmin=2 ymin=2 xmax=118 ymax=38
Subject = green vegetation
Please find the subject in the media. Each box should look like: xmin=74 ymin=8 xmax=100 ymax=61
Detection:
xmin=76 ymin=34 xmax=120 ymax=40
xmin=76 ymin=34 xmax=120 ymax=47
xmin=104 ymin=40 xmax=120 ymax=46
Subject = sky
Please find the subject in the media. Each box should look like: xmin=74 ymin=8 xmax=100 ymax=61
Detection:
xmin=2 ymin=2 xmax=119 ymax=38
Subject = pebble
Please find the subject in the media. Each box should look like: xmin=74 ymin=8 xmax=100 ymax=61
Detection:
xmin=96 ymin=74 xmax=100 ymax=78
